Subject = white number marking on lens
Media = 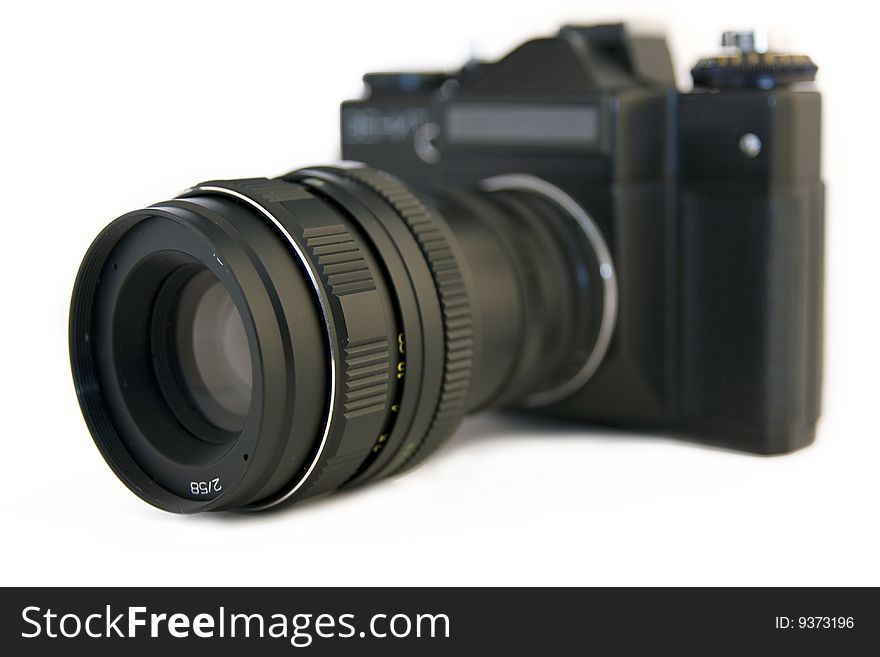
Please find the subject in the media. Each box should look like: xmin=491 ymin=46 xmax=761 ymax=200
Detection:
xmin=189 ymin=478 xmax=222 ymax=495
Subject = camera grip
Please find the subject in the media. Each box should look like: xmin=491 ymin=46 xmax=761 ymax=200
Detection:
xmin=678 ymin=182 xmax=824 ymax=452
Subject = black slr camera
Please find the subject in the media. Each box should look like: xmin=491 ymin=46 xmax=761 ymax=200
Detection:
xmin=70 ymin=24 xmax=823 ymax=513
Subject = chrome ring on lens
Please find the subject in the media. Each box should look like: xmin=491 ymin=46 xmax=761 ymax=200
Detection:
xmin=481 ymin=174 xmax=618 ymax=407
xmin=183 ymin=179 xmax=407 ymax=511
xmin=190 ymin=185 xmax=339 ymax=509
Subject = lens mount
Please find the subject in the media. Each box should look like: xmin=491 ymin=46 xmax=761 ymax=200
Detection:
xmin=481 ymin=174 xmax=618 ymax=407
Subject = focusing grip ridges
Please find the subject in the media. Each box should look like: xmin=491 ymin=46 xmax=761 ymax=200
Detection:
xmin=190 ymin=178 xmax=399 ymax=508
xmin=340 ymin=168 xmax=475 ymax=475
xmin=304 ymin=223 xmax=377 ymax=296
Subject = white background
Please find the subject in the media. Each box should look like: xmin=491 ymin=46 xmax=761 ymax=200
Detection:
xmin=1 ymin=0 xmax=877 ymax=586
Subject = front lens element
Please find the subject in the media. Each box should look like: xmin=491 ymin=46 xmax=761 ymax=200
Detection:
xmin=172 ymin=269 xmax=252 ymax=433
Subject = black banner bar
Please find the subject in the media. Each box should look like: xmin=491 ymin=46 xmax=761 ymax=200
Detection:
xmin=2 ymin=587 xmax=876 ymax=655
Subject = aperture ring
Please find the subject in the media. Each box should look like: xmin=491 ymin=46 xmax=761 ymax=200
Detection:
xmin=340 ymin=168 xmax=474 ymax=475
xmin=187 ymin=178 xmax=398 ymax=508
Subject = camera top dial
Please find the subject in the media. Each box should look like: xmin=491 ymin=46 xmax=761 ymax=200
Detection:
xmin=692 ymin=30 xmax=818 ymax=89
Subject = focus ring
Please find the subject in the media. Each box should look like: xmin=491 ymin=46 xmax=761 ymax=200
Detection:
xmin=189 ymin=178 xmax=397 ymax=507
xmin=341 ymin=168 xmax=474 ymax=474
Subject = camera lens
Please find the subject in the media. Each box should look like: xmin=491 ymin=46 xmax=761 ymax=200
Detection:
xmin=70 ymin=167 xmax=615 ymax=513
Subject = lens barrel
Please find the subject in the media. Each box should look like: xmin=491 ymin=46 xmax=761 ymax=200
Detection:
xmin=70 ymin=167 xmax=615 ymax=512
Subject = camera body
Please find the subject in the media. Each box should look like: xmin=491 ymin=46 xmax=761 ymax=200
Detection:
xmin=341 ymin=23 xmax=824 ymax=454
